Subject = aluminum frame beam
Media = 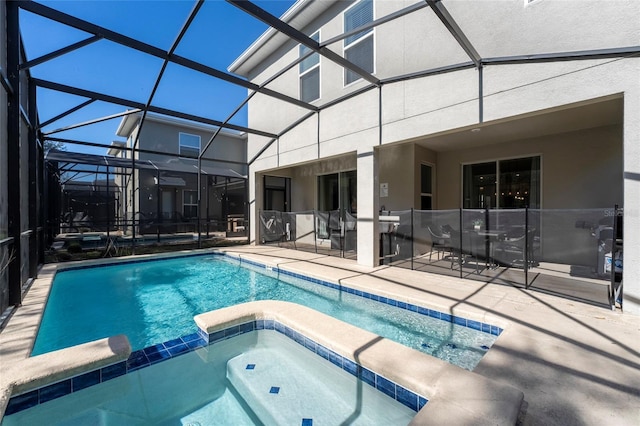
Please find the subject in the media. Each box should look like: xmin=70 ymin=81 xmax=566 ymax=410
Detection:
xmin=19 ymin=35 xmax=102 ymax=70
xmin=482 ymin=46 xmax=640 ymax=65
xmin=425 ymin=0 xmax=481 ymax=67
xmin=32 ymin=78 xmax=278 ymax=138
xmin=46 ymin=136 xmax=247 ymax=167
xmin=6 ymin=0 xmax=22 ymax=306
xmin=248 ymin=110 xmax=316 ymax=166
xmin=322 ymin=1 xmax=428 ymax=47
xmin=0 ymin=65 xmax=14 ymax=95
xmin=133 ymin=0 xmax=204 ymax=151
xmin=227 ymin=0 xmax=381 ymax=86
xmin=38 ymin=99 xmax=95 ymax=130
xmin=19 ymin=0 xmax=317 ymax=112
xmin=43 ymin=109 xmax=142 ymax=135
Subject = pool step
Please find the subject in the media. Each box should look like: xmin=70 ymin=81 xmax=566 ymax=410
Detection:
xmin=226 ymin=342 xmax=414 ymax=426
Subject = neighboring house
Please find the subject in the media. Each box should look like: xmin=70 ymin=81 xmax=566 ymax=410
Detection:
xmin=113 ymin=112 xmax=248 ymax=236
xmin=58 ymin=179 xmax=120 ymax=233
xmin=228 ymin=0 xmax=640 ymax=312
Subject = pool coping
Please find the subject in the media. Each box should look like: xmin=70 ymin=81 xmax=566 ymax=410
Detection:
xmin=0 ymin=248 xmax=521 ymax=424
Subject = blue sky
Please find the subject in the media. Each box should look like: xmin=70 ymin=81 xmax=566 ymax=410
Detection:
xmin=21 ymin=0 xmax=296 ymax=154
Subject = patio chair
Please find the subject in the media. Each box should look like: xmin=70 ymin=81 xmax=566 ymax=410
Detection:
xmin=494 ymin=227 xmax=536 ymax=268
xmin=427 ymin=225 xmax=452 ymax=261
xmin=450 ymin=230 xmax=481 ymax=273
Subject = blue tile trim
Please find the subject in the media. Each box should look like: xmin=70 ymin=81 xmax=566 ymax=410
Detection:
xmin=6 ymin=331 xmax=211 ymax=415
xmin=197 ymin=321 xmax=429 ymax=413
xmin=5 ymin=390 xmax=38 ymax=415
xmin=230 ymin=255 xmax=503 ymax=338
xmin=72 ymin=370 xmax=100 ymax=392
xmin=39 ymin=380 xmax=72 ymax=404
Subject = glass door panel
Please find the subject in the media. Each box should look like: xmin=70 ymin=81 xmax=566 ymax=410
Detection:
xmin=499 ymin=157 xmax=540 ymax=209
xmin=463 ymin=162 xmax=496 ymax=209
xmin=318 ymin=173 xmax=340 ymax=211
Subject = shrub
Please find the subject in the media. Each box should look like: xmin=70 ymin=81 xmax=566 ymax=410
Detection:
xmin=85 ymin=251 xmax=102 ymax=259
xmin=67 ymin=242 xmax=83 ymax=254
xmin=57 ymin=252 xmax=71 ymax=261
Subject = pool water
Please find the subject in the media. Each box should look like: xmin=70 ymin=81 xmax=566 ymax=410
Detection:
xmin=33 ymin=255 xmax=497 ymax=370
xmin=5 ymin=331 xmax=416 ymax=425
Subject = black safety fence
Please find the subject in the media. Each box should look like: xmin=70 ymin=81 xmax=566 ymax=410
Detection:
xmin=46 ymin=215 xmax=249 ymax=262
xmin=381 ymin=207 xmax=623 ymax=309
xmin=44 ymin=157 xmax=249 ymax=263
xmin=259 ymin=209 xmax=357 ymax=259
xmin=260 ymin=207 xmax=623 ymax=310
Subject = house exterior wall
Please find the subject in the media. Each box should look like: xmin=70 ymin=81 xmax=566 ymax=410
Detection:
xmin=135 ymin=119 xmax=246 ymax=174
xmin=239 ymin=0 xmax=640 ymax=313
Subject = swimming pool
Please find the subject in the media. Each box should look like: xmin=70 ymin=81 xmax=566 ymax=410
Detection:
xmin=33 ymin=254 xmax=500 ymax=370
xmin=5 ymin=330 xmax=417 ymax=425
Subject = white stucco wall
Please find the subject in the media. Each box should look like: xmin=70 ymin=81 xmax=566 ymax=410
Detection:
xmin=445 ymin=0 xmax=640 ymax=58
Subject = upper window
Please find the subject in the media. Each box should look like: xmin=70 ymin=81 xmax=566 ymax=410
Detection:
xmin=179 ymin=132 xmax=200 ymax=158
xmin=300 ymin=31 xmax=320 ymax=103
xmin=344 ymin=0 xmax=374 ymax=85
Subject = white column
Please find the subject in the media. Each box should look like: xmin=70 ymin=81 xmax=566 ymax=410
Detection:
xmin=357 ymin=147 xmax=379 ymax=267
xmin=622 ymin=89 xmax=640 ymax=316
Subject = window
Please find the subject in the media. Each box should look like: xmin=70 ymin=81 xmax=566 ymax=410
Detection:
xmin=183 ymin=190 xmax=198 ymax=218
xmin=300 ymin=31 xmax=320 ymax=103
xmin=264 ymin=176 xmax=291 ymax=212
xmin=463 ymin=156 xmax=540 ymax=209
xmin=317 ymin=171 xmax=357 ymax=213
xmin=344 ymin=0 xmax=374 ymax=85
xmin=420 ymin=164 xmax=433 ymax=210
xmin=179 ymin=133 xmax=200 ymax=158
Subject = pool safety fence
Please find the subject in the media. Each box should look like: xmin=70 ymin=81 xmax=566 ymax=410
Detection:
xmin=260 ymin=207 xmax=623 ymax=310
xmin=258 ymin=209 xmax=357 ymax=259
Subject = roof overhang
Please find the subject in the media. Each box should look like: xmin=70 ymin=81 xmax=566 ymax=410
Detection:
xmin=115 ymin=110 xmax=247 ymax=140
xmin=228 ymin=0 xmax=334 ymax=77
xmin=107 ymin=140 xmax=126 ymax=156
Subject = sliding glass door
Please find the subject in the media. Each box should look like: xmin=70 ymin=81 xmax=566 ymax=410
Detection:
xmin=317 ymin=171 xmax=357 ymax=214
xmin=463 ymin=156 xmax=540 ymax=209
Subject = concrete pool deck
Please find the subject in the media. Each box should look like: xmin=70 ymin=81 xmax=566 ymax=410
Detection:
xmin=0 ymin=245 xmax=638 ymax=425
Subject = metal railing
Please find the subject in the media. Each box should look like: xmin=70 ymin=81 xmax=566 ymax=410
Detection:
xmin=44 ymin=214 xmax=249 ymax=262
xmin=259 ymin=209 xmax=357 ymax=259
xmin=260 ymin=207 xmax=623 ymax=310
